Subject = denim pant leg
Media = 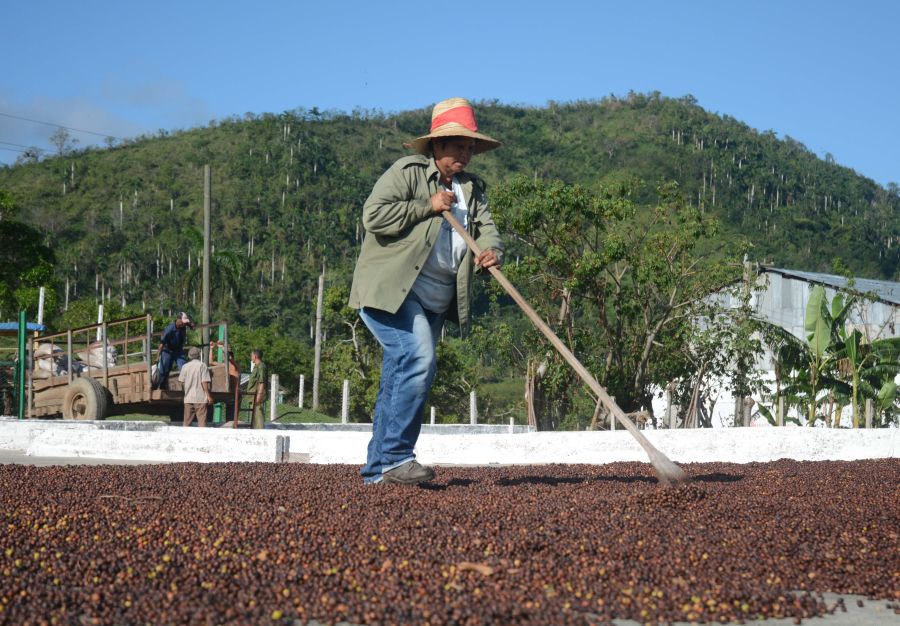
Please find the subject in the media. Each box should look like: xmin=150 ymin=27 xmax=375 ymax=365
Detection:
xmin=361 ymin=362 xmax=391 ymax=481
xmin=157 ymin=350 xmax=173 ymax=389
xmin=359 ymin=294 xmax=444 ymax=482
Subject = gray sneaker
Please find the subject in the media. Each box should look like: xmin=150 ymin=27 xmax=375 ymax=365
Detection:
xmin=382 ymin=460 xmax=435 ymax=485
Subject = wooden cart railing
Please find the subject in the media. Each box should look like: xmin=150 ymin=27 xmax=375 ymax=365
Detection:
xmin=26 ymin=316 xmax=232 ymax=419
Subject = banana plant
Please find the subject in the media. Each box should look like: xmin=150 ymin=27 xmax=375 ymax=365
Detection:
xmin=828 ymin=286 xmax=900 ymax=426
xmin=759 ymin=321 xmax=832 ymax=426
xmin=856 ymin=338 xmax=900 ymax=426
xmin=800 ymin=285 xmax=853 ymax=425
xmin=765 ymin=285 xmax=900 ymax=427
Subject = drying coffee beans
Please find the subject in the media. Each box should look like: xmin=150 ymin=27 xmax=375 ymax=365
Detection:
xmin=0 ymin=459 xmax=897 ymax=625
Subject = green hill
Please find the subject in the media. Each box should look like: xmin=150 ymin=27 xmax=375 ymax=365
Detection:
xmin=2 ymin=92 xmax=898 ymax=337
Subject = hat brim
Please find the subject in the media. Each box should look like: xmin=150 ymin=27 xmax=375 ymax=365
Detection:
xmin=406 ymin=123 xmax=501 ymax=156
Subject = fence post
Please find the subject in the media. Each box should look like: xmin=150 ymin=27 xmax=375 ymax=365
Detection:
xmin=298 ymin=375 xmax=304 ymax=408
xmin=610 ymin=396 xmax=616 ymax=430
xmin=66 ymin=329 xmax=73 ymax=386
xmin=430 ymin=406 xmax=436 ymax=426
xmin=777 ymin=396 xmax=784 ymax=427
xmin=469 ymin=390 xmax=477 ymax=425
xmin=341 ymin=379 xmax=350 ymax=424
xmin=16 ymin=311 xmax=26 ymax=420
xmin=26 ymin=333 xmax=33 ymax=420
xmin=37 ymin=287 xmax=45 ymax=326
xmin=96 ymin=304 xmax=103 ymax=342
xmin=145 ymin=314 xmax=152 ymax=394
xmin=101 ymin=321 xmax=109 ymax=391
xmin=312 ymin=270 xmax=324 ymax=410
xmin=666 ymin=384 xmax=676 ymax=429
xmin=865 ymin=398 xmax=874 ymax=429
xmin=509 ymin=416 xmax=514 ymax=434
xmin=269 ymin=374 xmax=279 ymax=423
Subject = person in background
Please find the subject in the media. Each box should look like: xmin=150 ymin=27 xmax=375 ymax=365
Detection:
xmin=245 ymin=349 xmax=267 ymax=429
xmin=178 ymin=346 xmax=212 ymax=427
xmin=348 ymin=97 xmax=503 ymax=485
xmin=209 ymin=341 xmax=241 ymax=424
xmin=156 ymin=312 xmax=193 ymax=390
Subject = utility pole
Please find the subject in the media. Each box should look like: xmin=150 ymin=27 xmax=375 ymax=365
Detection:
xmin=312 ymin=265 xmax=325 ymax=410
xmin=202 ymin=165 xmax=211 ymax=349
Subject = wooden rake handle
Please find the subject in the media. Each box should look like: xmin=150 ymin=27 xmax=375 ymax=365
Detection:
xmin=442 ymin=211 xmax=687 ymax=485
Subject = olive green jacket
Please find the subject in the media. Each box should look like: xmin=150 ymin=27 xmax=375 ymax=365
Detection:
xmin=245 ymin=361 xmax=267 ymax=395
xmin=348 ymin=155 xmax=503 ymax=336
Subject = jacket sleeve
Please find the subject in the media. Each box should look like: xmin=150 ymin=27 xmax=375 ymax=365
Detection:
xmin=362 ymin=163 xmax=433 ymax=236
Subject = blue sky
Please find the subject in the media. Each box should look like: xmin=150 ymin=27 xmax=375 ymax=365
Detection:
xmin=1 ymin=1 xmax=897 ymax=186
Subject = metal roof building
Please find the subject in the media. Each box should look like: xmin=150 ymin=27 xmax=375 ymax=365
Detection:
xmin=753 ymin=266 xmax=900 ymax=345
xmin=687 ymin=266 xmax=900 ymax=426
xmin=761 ymin=267 xmax=900 ymax=306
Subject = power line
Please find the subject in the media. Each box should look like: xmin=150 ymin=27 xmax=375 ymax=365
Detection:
xmin=0 ymin=111 xmax=122 ymax=140
xmin=0 ymin=139 xmax=38 ymax=150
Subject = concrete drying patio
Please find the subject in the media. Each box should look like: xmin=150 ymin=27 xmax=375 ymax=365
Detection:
xmin=0 ymin=417 xmax=896 ymax=466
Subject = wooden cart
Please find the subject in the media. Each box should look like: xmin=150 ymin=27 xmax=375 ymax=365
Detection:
xmin=26 ymin=315 xmax=234 ymax=421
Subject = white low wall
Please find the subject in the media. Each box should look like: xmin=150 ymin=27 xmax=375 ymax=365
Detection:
xmin=1 ymin=419 xmax=896 ymax=466
xmin=292 ymin=427 xmax=898 ymax=465
xmin=0 ymin=419 xmax=288 ymax=463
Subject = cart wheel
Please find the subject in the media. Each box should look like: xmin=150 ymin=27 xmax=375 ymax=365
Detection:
xmin=62 ymin=377 xmax=110 ymax=421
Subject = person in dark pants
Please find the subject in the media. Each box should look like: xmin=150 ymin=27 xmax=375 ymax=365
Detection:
xmin=156 ymin=312 xmax=192 ymax=390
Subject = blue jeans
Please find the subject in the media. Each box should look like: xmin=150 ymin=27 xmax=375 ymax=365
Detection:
xmin=157 ymin=349 xmax=186 ymax=390
xmin=359 ymin=293 xmax=445 ymax=484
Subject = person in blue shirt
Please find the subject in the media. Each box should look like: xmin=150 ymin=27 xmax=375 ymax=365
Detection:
xmin=156 ymin=312 xmax=193 ymax=390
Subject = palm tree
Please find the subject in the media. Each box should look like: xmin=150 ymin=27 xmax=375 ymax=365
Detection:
xmin=179 ymin=248 xmax=247 ymax=318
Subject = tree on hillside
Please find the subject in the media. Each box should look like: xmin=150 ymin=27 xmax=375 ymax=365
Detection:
xmin=486 ymin=177 xmax=748 ymax=428
xmin=0 ymin=189 xmax=16 ymax=220
xmin=49 ymin=127 xmax=78 ymax=157
xmin=14 ymin=147 xmax=43 ymax=165
xmin=0 ymin=188 xmax=57 ymax=321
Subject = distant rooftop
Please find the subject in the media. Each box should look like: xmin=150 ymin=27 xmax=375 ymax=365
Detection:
xmin=0 ymin=322 xmax=46 ymax=336
xmin=761 ymin=266 xmax=900 ymax=306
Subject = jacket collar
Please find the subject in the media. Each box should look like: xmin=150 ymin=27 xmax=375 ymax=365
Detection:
xmin=426 ymin=158 xmax=441 ymax=183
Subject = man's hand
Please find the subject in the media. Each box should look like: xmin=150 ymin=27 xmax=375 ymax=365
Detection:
xmin=430 ymin=190 xmax=456 ymax=214
xmin=475 ymin=249 xmax=501 ymax=269
xmin=206 ymin=394 xmax=214 ymax=404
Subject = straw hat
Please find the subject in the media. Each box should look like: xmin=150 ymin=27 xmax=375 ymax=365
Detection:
xmin=407 ymin=97 xmax=501 ymax=156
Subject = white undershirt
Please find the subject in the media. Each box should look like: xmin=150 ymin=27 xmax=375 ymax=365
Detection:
xmin=411 ymin=176 xmax=469 ymax=313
